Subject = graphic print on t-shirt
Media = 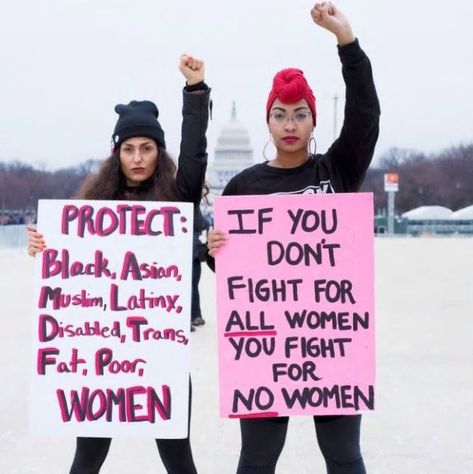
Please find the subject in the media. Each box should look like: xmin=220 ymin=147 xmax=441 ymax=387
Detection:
xmin=273 ymin=180 xmax=335 ymax=195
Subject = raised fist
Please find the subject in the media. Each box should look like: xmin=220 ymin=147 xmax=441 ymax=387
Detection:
xmin=179 ymin=55 xmax=205 ymax=86
xmin=310 ymin=2 xmax=354 ymax=46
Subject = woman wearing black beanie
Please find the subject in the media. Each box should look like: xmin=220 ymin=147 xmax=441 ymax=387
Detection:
xmin=27 ymin=54 xmax=210 ymax=474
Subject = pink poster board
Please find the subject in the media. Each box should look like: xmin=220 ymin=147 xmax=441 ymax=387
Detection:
xmin=31 ymin=199 xmax=193 ymax=438
xmin=215 ymin=193 xmax=375 ymax=418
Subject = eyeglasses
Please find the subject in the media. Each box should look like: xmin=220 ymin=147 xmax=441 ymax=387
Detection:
xmin=269 ymin=111 xmax=312 ymax=124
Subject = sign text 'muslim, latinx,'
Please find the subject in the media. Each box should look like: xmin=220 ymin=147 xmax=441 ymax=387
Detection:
xmin=37 ymin=283 xmax=182 ymax=314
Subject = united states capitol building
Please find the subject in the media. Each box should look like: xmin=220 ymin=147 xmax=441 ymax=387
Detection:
xmin=202 ymin=103 xmax=254 ymax=223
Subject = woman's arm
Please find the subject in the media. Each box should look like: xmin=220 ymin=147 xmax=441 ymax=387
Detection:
xmin=176 ymin=54 xmax=211 ymax=203
xmin=313 ymin=3 xmax=381 ymax=192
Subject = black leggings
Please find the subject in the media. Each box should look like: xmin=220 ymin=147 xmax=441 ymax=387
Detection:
xmin=69 ymin=383 xmax=196 ymax=474
xmin=237 ymin=415 xmax=366 ymax=474
xmin=69 ymin=436 xmax=196 ymax=474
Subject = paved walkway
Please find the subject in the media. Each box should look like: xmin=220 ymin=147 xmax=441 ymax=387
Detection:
xmin=1 ymin=238 xmax=472 ymax=473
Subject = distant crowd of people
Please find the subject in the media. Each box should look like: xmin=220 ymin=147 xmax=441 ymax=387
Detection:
xmin=0 ymin=212 xmax=35 ymax=225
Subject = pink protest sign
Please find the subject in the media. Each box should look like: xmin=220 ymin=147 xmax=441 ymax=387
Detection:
xmin=215 ymin=193 xmax=375 ymax=418
xmin=31 ymin=200 xmax=193 ymax=438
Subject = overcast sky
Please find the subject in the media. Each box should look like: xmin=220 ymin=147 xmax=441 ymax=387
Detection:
xmin=1 ymin=0 xmax=472 ymax=170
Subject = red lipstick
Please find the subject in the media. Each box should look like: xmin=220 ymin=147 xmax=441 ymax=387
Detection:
xmin=282 ymin=136 xmax=299 ymax=144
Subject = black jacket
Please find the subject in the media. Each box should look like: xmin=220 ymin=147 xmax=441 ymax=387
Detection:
xmin=176 ymin=83 xmax=211 ymax=204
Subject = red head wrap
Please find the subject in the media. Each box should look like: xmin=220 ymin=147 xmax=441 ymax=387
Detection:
xmin=266 ymin=68 xmax=316 ymax=126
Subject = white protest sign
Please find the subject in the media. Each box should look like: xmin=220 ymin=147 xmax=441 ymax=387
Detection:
xmin=30 ymin=199 xmax=193 ymax=438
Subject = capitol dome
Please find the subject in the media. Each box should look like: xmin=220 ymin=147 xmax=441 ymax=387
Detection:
xmin=210 ymin=103 xmax=254 ymax=195
xmin=215 ymin=104 xmax=252 ymax=151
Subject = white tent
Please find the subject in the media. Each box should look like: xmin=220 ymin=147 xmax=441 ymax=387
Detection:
xmin=401 ymin=206 xmax=453 ymax=220
xmin=450 ymin=205 xmax=473 ymax=220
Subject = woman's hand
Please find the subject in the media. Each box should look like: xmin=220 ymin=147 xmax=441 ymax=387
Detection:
xmin=179 ymin=54 xmax=205 ymax=86
xmin=310 ymin=2 xmax=355 ymax=46
xmin=27 ymin=225 xmax=46 ymax=257
xmin=207 ymin=229 xmax=228 ymax=258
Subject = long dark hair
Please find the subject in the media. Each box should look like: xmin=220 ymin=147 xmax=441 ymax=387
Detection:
xmin=75 ymin=147 xmax=182 ymax=201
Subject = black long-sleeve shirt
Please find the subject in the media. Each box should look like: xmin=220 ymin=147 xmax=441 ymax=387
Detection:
xmin=176 ymin=83 xmax=211 ymax=203
xmin=222 ymin=39 xmax=380 ymax=197
xmin=208 ymin=40 xmax=380 ymax=271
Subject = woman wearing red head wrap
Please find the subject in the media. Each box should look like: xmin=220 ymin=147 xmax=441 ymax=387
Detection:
xmin=208 ymin=3 xmax=380 ymax=474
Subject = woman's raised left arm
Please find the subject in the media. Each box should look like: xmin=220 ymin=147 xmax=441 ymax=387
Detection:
xmin=176 ymin=54 xmax=211 ymax=203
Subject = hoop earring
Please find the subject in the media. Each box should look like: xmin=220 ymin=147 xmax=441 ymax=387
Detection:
xmin=308 ymin=135 xmax=317 ymax=156
xmin=263 ymin=134 xmax=277 ymax=162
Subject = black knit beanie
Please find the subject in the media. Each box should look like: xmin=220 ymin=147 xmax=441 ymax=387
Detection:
xmin=112 ymin=100 xmax=166 ymax=150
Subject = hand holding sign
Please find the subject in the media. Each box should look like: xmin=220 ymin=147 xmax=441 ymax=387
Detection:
xmin=207 ymin=229 xmax=228 ymax=257
xmin=27 ymin=225 xmax=46 ymax=257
